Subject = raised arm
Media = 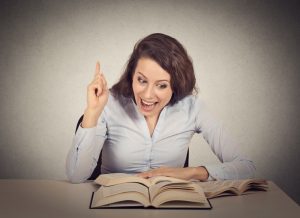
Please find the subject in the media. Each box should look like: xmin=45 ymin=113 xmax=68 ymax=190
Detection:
xmin=82 ymin=61 xmax=109 ymax=128
xmin=66 ymin=62 xmax=109 ymax=183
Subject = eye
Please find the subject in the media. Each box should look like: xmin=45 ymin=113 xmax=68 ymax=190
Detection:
xmin=137 ymin=76 xmax=147 ymax=84
xmin=157 ymin=84 xmax=168 ymax=89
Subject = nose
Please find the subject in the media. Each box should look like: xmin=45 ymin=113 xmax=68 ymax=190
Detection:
xmin=143 ymin=84 xmax=155 ymax=99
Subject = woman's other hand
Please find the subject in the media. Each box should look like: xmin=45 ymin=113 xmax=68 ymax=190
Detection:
xmin=137 ymin=166 xmax=209 ymax=181
xmin=82 ymin=61 xmax=109 ymax=128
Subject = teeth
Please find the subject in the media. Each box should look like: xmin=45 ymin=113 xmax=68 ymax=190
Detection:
xmin=142 ymin=99 xmax=155 ymax=106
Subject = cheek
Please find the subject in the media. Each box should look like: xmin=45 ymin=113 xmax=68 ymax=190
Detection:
xmin=132 ymin=80 xmax=138 ymax=93
xmin=158 ymin=90 xmax=173 ymax=103
xmin=132 ymin=82 xmax=143 ymax=97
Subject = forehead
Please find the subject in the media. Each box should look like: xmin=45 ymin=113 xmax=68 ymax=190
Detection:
xmin=135 ymin=58 xmax=170 ymax=81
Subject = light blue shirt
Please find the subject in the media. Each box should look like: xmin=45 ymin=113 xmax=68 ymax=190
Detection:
xmin=66 ymin=92 xmax=255 ymax=183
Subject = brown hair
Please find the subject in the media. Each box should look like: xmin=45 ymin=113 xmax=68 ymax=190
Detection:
xmin=111 ymin=33 xmax=197 ymax=105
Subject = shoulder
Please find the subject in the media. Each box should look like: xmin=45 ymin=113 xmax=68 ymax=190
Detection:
xmin=168 ymin=95 xmax=206 ymax=113
xmin=106 ymin=91 xmax=132 ymax=108
xmin=103 ymin=91 xmax=136 ymax=119
xmin=163 ymin=95 xmax=210 ymax=129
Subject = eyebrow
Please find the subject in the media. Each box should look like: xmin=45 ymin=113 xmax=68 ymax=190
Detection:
xmin=137 ymin=72 xmax=170 ymax=83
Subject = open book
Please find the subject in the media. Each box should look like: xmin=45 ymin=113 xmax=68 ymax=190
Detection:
xmin=89 ymin=173 xmax=212 ymax=209
xmin=199 ymin=179 xmax=268 ymax=199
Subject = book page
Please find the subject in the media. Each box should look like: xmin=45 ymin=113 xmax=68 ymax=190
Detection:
xmin=199 ymin=180 xmax=240 ymax=198
xmin=156 ymin=200 xmax=211 ymax=209
xmin=92 ymin=186 xmax=150 ymax=208
xmin=148 ymin=176 xmax=190 ymax=186
xmin=101 ymin=182 xmax=149 ymax=198
xmin=95 ymin=173 xmax=151 ymax=187
xmin=238 ymin=179 xmax=268 ymax=193
xmin=95 ymin=173 xmax=191 ymax=187
xmin=92 ymin=174 xmax=212 ymax=209
xmin=151 ymin=185 xmax=208 ymax=208
xmin=198 ymin=179 xmax=268 ymax=198
xmin=149 ymin=181 xmax=199 ymax=201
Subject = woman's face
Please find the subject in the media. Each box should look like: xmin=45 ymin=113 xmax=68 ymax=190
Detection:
xmin=132 ymin=57 xmax=173 ymax=119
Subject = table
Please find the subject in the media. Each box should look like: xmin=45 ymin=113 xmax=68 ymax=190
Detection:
xmin=0 ymin=180 xmax=298 ymax=218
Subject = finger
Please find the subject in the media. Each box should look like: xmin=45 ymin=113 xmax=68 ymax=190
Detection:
xmin=91 ymin=76 xmax=101 ymax=87
xmin=148 ymin=168 xmax=173 ymax=177
xmin=95 ymin=74 xmax=101 ymax=82
xmin=94 ymin=61 xmax=101 ymax=77
xmin=136 ymin=171 xmax=152 ymax=178
xmin=96 ymin=84 xmax=103 ymax=97
xmin=89 ymin=79 xmax=102 ymax=97
xmin=137 ymin=167 xmax=170 ymax=178
xmin=98 ymin=62 xmax=105 ymax=76
xmin=87 ymin=83 xmax=99 ymax=99
xmin=95 ymin=73 xmax=107 ymax=92
xmin=136 ymin=173 xmax=148 ymax=178
xmin=92 ymin=73 xmax=104 ymax=87
xmin=96 ymin=78 xmax=104 ymax=97
xmin=100 ymin=74 xmax=107 ymax=88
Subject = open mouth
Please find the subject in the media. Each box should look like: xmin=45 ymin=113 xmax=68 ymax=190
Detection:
xmin=140 ymin=99 xmax=158 ymax=112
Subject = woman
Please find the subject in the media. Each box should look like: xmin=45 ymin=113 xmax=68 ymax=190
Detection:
xmin=66 ymin=33 xmax=255 ymax=183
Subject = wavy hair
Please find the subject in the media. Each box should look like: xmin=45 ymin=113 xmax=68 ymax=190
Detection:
xmin=111 ymin=33 xmax=197 ymax=105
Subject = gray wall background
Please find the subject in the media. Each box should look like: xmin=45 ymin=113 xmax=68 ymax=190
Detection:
xmin=0 ymin=0 xmax=299 ymax=204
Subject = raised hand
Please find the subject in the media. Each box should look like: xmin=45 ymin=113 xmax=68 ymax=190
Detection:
xmin=82 ymin=62 xmax=109 ymax=128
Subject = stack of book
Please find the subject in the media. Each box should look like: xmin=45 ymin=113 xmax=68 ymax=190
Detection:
xmin=89 ymin=173 xmax=268 ymax=209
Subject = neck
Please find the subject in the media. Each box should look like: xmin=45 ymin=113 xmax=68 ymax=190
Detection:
xmin=145 ymin=115 xmax=159 ymax=136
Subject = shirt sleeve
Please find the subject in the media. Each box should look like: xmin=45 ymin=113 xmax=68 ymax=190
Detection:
xmin=194 ymin=97 xmax=256 ymax=180
xmin=65 ymin=113 xmax=107 ymax=183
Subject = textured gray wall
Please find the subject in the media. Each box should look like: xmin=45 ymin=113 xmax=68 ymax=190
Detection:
xmin=0 ymin=0 xmax=299 ymax=204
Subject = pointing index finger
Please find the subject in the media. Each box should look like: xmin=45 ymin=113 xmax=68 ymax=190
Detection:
xmin=94 ymin=61 xmax=101 ymax=76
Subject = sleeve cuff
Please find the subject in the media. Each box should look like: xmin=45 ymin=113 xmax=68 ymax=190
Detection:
xmin=204 ymin=164 xmax=225 ymax=181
